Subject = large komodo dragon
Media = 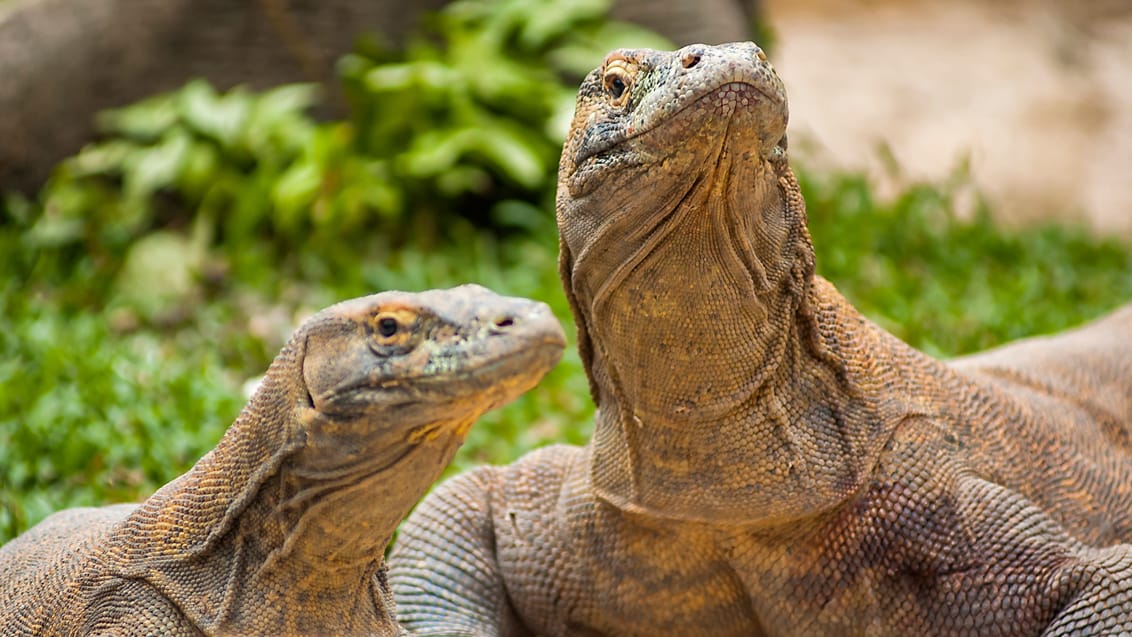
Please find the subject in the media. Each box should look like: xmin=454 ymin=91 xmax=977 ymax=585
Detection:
xmin=0 ymin=285 xmax=565 ymax=635
xmin=389 ymin=43 xmax=1132 ymax=635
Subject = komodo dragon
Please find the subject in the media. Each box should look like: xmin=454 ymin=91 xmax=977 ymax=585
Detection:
xmin=389 ymin=43 xmax=1132 ymax=635
xmin=0 ymin=285 xmax=565 ymax=636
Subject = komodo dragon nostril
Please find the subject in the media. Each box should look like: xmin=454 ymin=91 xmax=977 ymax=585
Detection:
xmin=492 ymin=316 xmax=516 ymax=331
xmin=682 ymin=52 xmax=701 ymax=69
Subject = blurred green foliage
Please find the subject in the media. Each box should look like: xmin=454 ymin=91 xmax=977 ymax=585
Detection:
xmin=2 ymin=0 xmax=1131 ymax=543
xmin=11 ymin=0 xmax=668 ymax=311
xmin=803 ymin=174 xmax=1132 ymax=357
xmin=0 ymin=287 xmax=242 ymax=536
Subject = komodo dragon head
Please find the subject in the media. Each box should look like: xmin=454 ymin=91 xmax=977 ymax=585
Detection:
xmin=294 ymin=284 xmax=567 ymax=488
xmin=556 ymin=43 xmax=863 ymax=524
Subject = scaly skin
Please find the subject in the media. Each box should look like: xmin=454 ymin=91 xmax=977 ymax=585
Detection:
xmin=0 ymin=285 xmax=564 ymax=636
xmin=389 ymin=43 xmax=1132 ymax=635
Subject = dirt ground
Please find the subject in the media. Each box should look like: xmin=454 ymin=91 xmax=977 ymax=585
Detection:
xmin=762 ymin=0 xmax=1132 ymax=236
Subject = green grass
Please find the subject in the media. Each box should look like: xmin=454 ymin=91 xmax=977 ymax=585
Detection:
xmin=4 ymin=173 xmax=1131 ymax=543
xmin=803 ymin=173 xmax=1132 ymax=357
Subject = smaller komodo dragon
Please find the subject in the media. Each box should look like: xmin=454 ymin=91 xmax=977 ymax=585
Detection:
xmin=389 ymin=43 xmax=1132 ymax=635
xmin=0 ymin=285 xmax=565 ymax=636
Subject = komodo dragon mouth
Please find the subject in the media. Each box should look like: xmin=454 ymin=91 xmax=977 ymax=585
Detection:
xmin=323 ymin=345 xmax=564 ymax=404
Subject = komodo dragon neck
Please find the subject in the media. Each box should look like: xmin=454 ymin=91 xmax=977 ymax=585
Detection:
xmin=101 ymin=287 xmax=565 ymax=634
xmin=558 ymin=43 xmax=911 ymax=525
xmin=108 ymin=363 xmax=411 ymax=633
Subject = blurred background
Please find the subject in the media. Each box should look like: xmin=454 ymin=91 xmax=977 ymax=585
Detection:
xmin=1 ymin=0 xmax=1130 ymax=542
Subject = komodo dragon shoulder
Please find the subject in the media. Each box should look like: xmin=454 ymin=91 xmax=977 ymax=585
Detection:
xmin=0 ymin=285 xmax=564 ymax=636
xmin=389 ymin=43 xmax=1132 ymax=636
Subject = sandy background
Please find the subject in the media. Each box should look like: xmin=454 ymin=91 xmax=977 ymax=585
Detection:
xmin=763 ymin=0 xmax=1132 ymax=236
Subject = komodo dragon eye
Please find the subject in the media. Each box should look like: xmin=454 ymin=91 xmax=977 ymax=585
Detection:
xmin=369 ymin=308 xmax=418 ymax=349
xmin=606 ymin=75 xmax=626 ymax=100
xmin=602 ymin=57 xmax=634 ymax=107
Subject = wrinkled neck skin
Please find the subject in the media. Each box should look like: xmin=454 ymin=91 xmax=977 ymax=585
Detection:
xmin=561 ymin=122 xmax=890 ymax=526
xmin=108 ymin=341 xmax=460 ymax=634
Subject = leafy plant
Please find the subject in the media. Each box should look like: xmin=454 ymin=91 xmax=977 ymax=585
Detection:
xmin=341 ymin=0 xmax=667 ymax=199
xmin=5 ymin=0 xmax=669 ymax=315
